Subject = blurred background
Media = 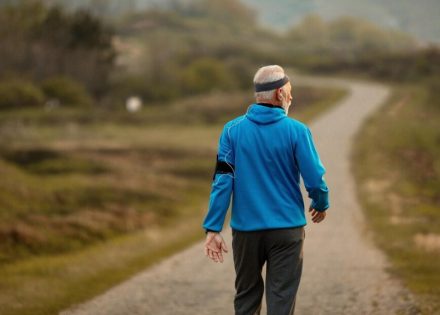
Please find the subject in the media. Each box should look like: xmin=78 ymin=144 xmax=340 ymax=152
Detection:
xmin=0 ymin=0 xmax=438 ymax=314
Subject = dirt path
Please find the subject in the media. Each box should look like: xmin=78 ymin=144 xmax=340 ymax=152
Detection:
xmin=60 ymin=75 xmax=417 ymax=315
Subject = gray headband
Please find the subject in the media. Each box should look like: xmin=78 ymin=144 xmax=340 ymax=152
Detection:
xmin=254 ymin=75 xmax=289 ymax=92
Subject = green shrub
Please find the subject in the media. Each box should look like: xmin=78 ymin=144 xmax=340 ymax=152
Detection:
xmin=0 ymin=79 xmax=45 ymax=110
xmin=41 ymin=76 xmax=93 ymax=106
xmin=181 ymin=58 xmax=236 ymax=94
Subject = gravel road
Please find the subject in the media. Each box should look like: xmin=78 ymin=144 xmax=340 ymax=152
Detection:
xmin=60 ymin=75 xmax=418 ymax=315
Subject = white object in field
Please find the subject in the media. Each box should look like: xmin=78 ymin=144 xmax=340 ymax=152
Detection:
xmin=126 ymin=96 xmax=142 ymax=112
xmin=45 ymin=98 xmax=60 ymax=111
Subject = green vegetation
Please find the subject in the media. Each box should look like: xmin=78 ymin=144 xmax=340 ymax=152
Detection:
xmin=344 ymin=43 xmax=440 ymax=314
xmin=0 ymin=1 xmax=115 ymax=101
xmin=339 ymin=41 xmax=440 ymax=314
xmin=0 ymin=0 xmax=419 ymax=109
xmin=24 ymin=0 xmax=440 ymax=44
xmin=108 ymin=0 xmax=282 ymax=103
xmin=0 ymin=79 xmax=44 ymax=109
xmin=353 ymin=83 xmax=440 ymax=314
xmin=40 ymin=76 xmax=93 ymax=107
xmin=304 ymin=46 xmax=440 ymax=83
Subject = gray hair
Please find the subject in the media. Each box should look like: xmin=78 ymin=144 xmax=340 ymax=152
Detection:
xmin=253 ymin=65 xmax=286 ymax=101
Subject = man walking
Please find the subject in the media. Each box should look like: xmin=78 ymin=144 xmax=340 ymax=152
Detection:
xmin=202 ymin=65 xmax=329 ymax=315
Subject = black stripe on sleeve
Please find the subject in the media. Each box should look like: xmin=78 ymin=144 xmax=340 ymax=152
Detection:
xmin=212 ymin=154 xmax=235 ymax=180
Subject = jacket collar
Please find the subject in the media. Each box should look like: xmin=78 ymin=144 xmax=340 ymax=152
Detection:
xmin=256 ymin=102 xmax=284 ymax=110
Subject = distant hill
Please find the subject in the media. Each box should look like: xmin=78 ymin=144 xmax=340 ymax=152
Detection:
xmin=0 ymin=0 xmax=165 ymax=16
xmin=241 ymin=0 xmax=440 ymax=44
xmin=1 ymin=0 xmax=438 ymax=43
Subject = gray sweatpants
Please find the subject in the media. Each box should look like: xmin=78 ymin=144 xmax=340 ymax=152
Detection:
xmin=232 ymin=226 xmax=305 ymax=315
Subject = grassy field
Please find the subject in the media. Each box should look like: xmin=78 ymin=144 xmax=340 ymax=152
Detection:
xmin=0 ymin=86 xmax=346 ymax=315
xmin=353 ymin=83 xmax=440 ymax=315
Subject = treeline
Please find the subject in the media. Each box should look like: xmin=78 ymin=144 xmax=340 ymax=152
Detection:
xmin=283 ymin=14 xmax=440 ymax=100
xmin=1 ymin=0 xmax=438 ymax=110
xmin=0 ymin=0 xmax=276 ymax=109
xmin=0 ymin=0 xmax=115 ymax=109
xmin=307 ymin=46 xmax=440 ymax=83
xmin=109 ymin=0 xmax=279 ymax=103
xmin=285 ymin=14 xmax=417 ymax=66
xmin=286 ymin=15 xmax=439 ymax=80
xmin=108 ymin=0 xmax=426 ymax=105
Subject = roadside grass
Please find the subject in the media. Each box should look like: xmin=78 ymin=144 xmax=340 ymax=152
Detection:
xmin=0 ymin=85 xmax=347 ymax=315
xmin=352 ymin=83 xmax=440 ymax=315
xmin=0 ymin=183 xmax=209 ymax=315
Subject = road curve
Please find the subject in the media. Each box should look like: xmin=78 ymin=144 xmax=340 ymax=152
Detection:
xmin=60 ymin=75 xmax=417 ymax=315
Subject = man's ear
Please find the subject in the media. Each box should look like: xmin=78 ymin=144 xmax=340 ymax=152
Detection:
xmin=277 ymin=88 xmax=283 ymax=101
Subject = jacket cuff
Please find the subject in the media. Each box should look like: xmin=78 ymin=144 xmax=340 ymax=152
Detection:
xmin=310 ymin=198 xmax=329 ymax=212
xmin=309 ymin=185 xmax=329 ymax=212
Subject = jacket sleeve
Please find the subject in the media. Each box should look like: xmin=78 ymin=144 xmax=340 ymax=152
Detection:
xmin=295 ymin=125 xmax=329 ymax=212
xmin=202 ymin=125 xmax=234 ymax=232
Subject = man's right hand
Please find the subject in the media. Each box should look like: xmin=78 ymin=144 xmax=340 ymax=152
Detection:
xmin=309 ymin=207 xmax=326 ymax=223
xmin=204 ymin=232 xmax=228 ymax=263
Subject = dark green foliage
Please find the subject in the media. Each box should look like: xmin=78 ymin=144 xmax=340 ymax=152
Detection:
xmin=298 ymin=45 xmax=440 ymax=84
xmin=181 ymin=58 xmax=236 ymax=94
xmin=41 ymin=76 xmax=92 ymax=106
xmin=69 ymin=9 xmax=114 ymax=50
xmin=0 ymin=1 xmax=116 ymax=98
xmin=356 ymin=47 xmax=439 ymax=82
xmin=0 ymin=79 xmax=44 ymax=109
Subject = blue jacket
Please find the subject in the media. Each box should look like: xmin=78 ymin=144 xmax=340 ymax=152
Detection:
xmin=202 ymin=103 xmax=329 ymax=232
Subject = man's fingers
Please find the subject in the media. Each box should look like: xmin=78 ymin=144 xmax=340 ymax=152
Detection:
xmin=312 ymin=212 xmax=326 ymax=223
xmin=208 ymin=249 xmax=216 ymax=262
xmin=221 ymin=239 xmax=228 ymax=253
xmin=207 ymin=248 xmax=220 ymax=263
xmin=312 ymin=212 xmax=320 ymax=222
xmin=212 ymin=250 xmax=220 ymax=263
xmin=216 ymin=251 xmax=224 ymax=263
xmin=316 ymin=214 xmax=324 ymax=222
xmin=206 ymin=243 xmax=220 ymax=253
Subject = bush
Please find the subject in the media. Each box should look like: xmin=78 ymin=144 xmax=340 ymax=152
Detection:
xmin=41 ymin=76 xmax=92 ymax=106
xmin=181 ymin=58 xmax=236 ymax=94
xmin=0 ymin=79 xmax=45 ymax=110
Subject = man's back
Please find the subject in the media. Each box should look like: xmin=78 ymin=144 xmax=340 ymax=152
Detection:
xmin=205 ymin=103 xmax=328 ymax=232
